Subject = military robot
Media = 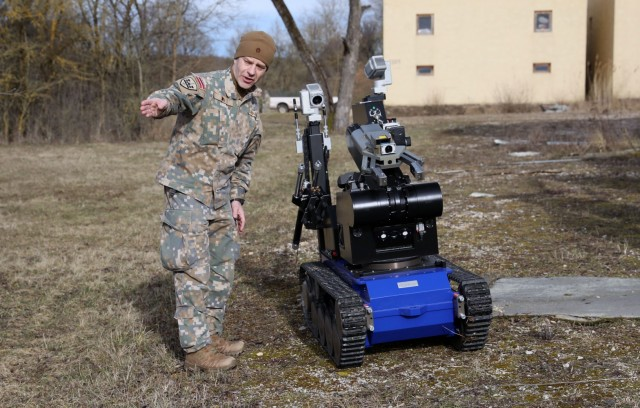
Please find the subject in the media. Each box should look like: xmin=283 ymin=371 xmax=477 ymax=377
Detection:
xmin=290 ymin=56 xmax=492 ymax=368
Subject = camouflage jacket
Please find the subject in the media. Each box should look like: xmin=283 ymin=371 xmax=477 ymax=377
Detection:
xmin=150 ymin=68 xmax=262 ymax=209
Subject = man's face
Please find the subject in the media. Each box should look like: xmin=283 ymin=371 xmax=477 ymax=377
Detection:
xmin=232 ymin=56 xmax=267 ymax=90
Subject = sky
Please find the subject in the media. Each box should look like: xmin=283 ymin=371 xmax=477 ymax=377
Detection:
xmin=209 ymin=0 xmax=319 ymax=56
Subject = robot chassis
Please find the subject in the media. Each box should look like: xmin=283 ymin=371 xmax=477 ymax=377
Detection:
xmin=290 ymin=56 xmax=492 ymax=368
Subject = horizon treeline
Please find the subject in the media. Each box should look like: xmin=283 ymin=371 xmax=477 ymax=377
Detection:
xmin=0 ymin=0 xmax=381 ymax=143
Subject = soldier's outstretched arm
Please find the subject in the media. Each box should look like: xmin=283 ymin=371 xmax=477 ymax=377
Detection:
xmin=140 ymin=98 xmax=169 ymax=118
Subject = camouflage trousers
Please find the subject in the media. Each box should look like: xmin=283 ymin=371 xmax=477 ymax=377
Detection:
xmin=159 ymin=187 xmax=240 ymax=353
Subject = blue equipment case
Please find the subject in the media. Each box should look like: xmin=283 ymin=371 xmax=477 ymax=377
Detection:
xmin=299 ymin=255 xmax=491 ymax=367
xmin=329 ymin=259 xmax=455 ymax=347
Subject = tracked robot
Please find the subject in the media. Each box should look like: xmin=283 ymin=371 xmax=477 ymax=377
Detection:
xmin=290 ymin=56 xmax=492 ymax=368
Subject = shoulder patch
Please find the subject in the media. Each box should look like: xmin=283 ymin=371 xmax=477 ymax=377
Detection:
xmin=178 ymin=75 xmax=205 ymax=96
xmin=179 ymin=77 xmax=197 ymax=91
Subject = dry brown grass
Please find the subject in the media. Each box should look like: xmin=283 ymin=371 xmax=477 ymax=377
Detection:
xmin=1 ymin=110 xmax=639 ymax=407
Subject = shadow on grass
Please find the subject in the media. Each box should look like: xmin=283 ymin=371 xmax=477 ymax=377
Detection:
xmin=527 ymin=155 xmax=640 ymax=249
xmin=441 ymin=117 xmax=640 ymax=144
xmin=123 ymin=252 xmax=325 ymax=363
xmin=366 ymin=335 xmax=455 ymax=357
xmin=129 ymin=273 xmax=183 ymax=359
xmin=235 ymin=253 xmax=330 ymax=362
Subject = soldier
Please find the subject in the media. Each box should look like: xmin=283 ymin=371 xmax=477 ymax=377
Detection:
xmin=140 ymin=31 xmax=276 ymax=371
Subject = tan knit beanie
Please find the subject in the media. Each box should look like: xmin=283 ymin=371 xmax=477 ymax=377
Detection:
xmin=234 ymin=31 xmax=276 ymax=67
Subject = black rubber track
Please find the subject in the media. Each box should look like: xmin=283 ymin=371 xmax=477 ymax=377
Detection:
xmin=300 ymin=262 xmax=367 ymax=368
xmin=435 ymin=255 xmax=493 ymax=351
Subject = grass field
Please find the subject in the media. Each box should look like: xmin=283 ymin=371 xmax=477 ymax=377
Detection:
xmin=1 ymin=110 xmax=639 ymax=407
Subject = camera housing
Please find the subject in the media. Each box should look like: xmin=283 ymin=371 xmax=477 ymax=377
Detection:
xmin=364 ymin=55 xmax=392 ymax=95
xmin=364 ymin=55 xmax=387 ymax=80
xmin=300 ymin=83 xmax=324 ymax=120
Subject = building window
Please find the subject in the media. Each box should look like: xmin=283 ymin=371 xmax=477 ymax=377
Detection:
xmin=417 ymin=15 xmax=433 ymax=35
xmin=417 ymin=65 xmax=434 ymax=75
xmin=533 ymin=63 xmax=551 ymax=73
xmin=535 ymin=11 xmax=552 ymax=32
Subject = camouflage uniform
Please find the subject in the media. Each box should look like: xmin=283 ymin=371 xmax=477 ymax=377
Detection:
xmin=150 ymin=68 xmax=262 ymax=353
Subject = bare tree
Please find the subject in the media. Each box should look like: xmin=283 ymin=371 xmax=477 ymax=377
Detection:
xmin=0 ymin=0 xmax=232 ymax=142
xmin=270 ymin=0 xmax=334 ymax=113
xmin=335 ymin=0 xmax=369 ymax=130
xmin=271 ymin=0 xmax=370 ymax=130
xmin=0 ymin=0 xmax=86 ymax=142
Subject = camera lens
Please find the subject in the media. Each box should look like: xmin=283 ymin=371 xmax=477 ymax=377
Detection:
xmin=311 ymin=95 xmax=323 ymax=106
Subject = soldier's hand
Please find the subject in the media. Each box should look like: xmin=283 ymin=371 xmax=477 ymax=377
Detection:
xmin=140 ymin=98 xmax=169 ymax=118
xmin=231 ymin=200 xmax=245 ymax=233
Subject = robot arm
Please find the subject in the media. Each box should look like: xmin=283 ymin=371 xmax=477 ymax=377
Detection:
xmin=290 ymin=84 xmax=334 ymax=250
xmin=400 ymin=150 xmax=424 ymax=181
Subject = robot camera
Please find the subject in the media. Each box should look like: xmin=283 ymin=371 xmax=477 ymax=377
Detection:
xmin=300 ymin=83 xmax=325 ymax=117
xmin=379 ymin=142 xmax=396 ymax=155
xmin=365 ymin=56 xmax=387 ymax=80
xmin=364 ymin=55 xmax=392 ymax=95
xmin=306 ymin=83 xmax=324 ymax=107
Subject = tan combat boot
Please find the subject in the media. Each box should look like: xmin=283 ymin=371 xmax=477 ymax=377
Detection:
xmin=184 ymin=344 xmax=237 ymax=371
xmin=211 ymin=334 xmax=245 ymax=356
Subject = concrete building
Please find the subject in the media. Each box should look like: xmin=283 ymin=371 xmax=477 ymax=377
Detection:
xmin=383 ymin=0 xmax=640 ymax=106
xmin=587 ymin=0 xmax=640 ymax=100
